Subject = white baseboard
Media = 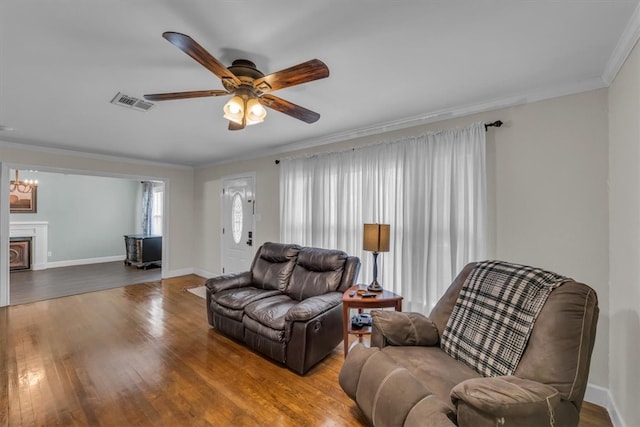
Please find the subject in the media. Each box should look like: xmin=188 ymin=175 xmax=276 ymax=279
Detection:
xmin=192 ymin=268 xmax=218 ymax=279
xmin=162 ymin=267 xmax=194 ymax=279
xmin=585 ymin=383 xmax=625 ymax=427
xmin=158 ymin=268 xmax=218 ymax=279
xmin=32 ymin=262 xmax=47 ymax=271
xmin=46 ymin=255 xmax=125 ymax=269
xmin=585 ymin=383 xmax=610 ymax=407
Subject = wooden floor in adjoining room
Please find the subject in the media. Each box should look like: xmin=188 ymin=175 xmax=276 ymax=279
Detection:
xmin=9 ymin=261 xmax=161 ymax=305
xmin=0 ymin=275 xmax=612 ymax=426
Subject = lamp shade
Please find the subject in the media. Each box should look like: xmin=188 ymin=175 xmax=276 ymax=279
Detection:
xmin=245 ymin=98 xmax=267 ymax=125
xmin=223 ymin=95 xmax=244 ymax=124
xmin=363 ymin=223 xmax=390 ymax=252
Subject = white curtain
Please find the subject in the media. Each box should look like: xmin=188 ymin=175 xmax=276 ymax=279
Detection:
xmin=141 ymin=181 xmax=153 ymax=235
xmin=279 ymin=122 xmax=487 ymax=313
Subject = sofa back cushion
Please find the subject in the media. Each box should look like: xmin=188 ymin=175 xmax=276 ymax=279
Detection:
xmin=286 ymin=247 xmax=347 ymax=301
xmin=440 ymin=261 xmax=570 ymax=378
xmin=429 ymin=263 xmax=475 ymax=336
xmin=251 ymin=243 xmax=300 ymax=291
xmin=514 ymin=281 xmax=598 ymax=403
xmin=338 ymin=256 xmax=362 ymax=292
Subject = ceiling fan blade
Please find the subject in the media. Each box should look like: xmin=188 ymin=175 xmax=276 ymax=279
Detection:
xmin=254 ymin=59 xmax=329 ymax=93
xmin=144 ymin=90 xmax=229 ymax=101
xmin=260 ymin=94 xmax=320 ymax=124
xmin=162 ymin=32 xmax=241 ymax=87
xmin=228 ymin=120 xmax=245 ymax=131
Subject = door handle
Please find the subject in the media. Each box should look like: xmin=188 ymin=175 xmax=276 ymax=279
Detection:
xmin=246 ymin=238 xmax=253 ymax=246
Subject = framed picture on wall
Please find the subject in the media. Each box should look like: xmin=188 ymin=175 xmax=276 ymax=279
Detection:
xmin=10 ymin=183 xmax=37 ymax=213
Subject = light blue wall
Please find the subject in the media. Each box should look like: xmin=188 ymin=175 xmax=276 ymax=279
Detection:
xmin=10 ymin=170 xmax=139 ymax=262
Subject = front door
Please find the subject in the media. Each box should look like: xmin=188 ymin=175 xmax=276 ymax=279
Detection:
xmin=221 ymin=175 xmax=255 ymax=274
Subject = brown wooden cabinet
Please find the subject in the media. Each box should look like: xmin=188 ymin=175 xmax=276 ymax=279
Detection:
xmin=124 ymin=234 xmax=162 ymax=269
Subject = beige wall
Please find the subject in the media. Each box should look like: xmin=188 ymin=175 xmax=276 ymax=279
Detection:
xmin=193 ymin=157 xmax=281 ymax=275
xmin=609 ymin=39 xmax=640 ymax=426
xmin=489 ymin=90 xmax=610 ymax=391
xmin=0 ymin=145 xmax=195 ymax=277
xmin=194 ymin=89 xmax=610 ymax=389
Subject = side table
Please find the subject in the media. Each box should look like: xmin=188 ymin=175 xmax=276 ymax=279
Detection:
xmin=342 ymin=285 xmax=403 ymax=357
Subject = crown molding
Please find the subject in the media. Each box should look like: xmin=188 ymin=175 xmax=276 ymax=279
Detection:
xmin=602 ymin=2 xmax=640 ymax=85
xmin=198 ymin=76 xmax=606 ymax=169
xmin=0 ymin=138 xmax=194 ymax=170
xmin=2 ymin=74 xmax=608 ymax=173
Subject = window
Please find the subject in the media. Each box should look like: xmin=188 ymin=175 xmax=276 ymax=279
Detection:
xmin=279 ymin=122 xmax=487 ymax=313
xmin=231 ymin=192 xmax=243 ymax=244
xmin=151 ymin=184 xmax=163 ymax=235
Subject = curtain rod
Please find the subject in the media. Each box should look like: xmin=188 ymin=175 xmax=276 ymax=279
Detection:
xmin=484 ymin=120 xmax=503 ymax=131
xmin=275 ymin=120 xmax=503 ymax=164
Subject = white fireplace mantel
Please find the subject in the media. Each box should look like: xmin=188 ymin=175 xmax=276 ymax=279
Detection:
xmin=10 ymin=221 xmax=48 ymax=270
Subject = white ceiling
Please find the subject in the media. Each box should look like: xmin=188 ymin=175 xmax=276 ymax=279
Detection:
xmin=1 ymin=1 xmax=638 ymax=167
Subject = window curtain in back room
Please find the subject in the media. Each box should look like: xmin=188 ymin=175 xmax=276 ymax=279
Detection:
xmin=280 ymin=122 xmax=487 ymax=313
xmin=141 ymin=181 xmax=153 ymax=235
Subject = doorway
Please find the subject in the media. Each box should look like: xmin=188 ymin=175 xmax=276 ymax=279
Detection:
xmin=221 ymin=174 xmax=255 ymax=274
xmin=1 ymin=164 xmax=167 ymax=306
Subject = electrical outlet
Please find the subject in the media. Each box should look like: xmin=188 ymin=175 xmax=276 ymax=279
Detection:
xmin=48 ymin=251 xmax=52 ymax=257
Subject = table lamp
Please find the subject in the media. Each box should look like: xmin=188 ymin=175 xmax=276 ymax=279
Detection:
xmin=363 ymin=223 xmax=390 ymax=292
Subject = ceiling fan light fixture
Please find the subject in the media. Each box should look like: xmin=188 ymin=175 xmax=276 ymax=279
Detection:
xmin=246 ymin=98 xmax=267 ymax=125
xmin=223 ymin=95 xmax=244 ymax=124
xmin=148 ymin=32 xmax=330 ymax=130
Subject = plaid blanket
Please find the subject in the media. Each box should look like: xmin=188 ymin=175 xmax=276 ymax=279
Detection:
xmin=440 ymin=260 xmax=570 ymax=377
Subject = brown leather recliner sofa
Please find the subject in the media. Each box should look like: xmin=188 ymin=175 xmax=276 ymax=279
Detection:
xmin=206 ymin=242 xmax=360 ymax=374
xmin=339 ymin=261 xmax=599 ymax=427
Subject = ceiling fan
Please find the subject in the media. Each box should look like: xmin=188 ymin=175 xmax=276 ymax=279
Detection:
xmin=144 ymin=32 xmax=330 ymax=131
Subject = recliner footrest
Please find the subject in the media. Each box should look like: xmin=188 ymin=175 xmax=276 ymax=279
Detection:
xmin=341 ymin=344 xmax=455 ymax=426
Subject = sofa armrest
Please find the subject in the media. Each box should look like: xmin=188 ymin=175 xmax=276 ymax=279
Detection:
xmin=285 ymin=292 xmax=342 ymax=322
xmin=205 ymin=271 xmax=252 ymax=293
xmin=451 ymin=376 xmax=561 ymax=426
xmin=371 ymin=310 xmax=439 ymax=347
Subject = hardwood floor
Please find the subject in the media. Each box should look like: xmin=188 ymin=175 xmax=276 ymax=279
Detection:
xmin=0 ymin=276 xmax=612 ymax=426
xmin=9 ymin=261 xmax=161 ymax=305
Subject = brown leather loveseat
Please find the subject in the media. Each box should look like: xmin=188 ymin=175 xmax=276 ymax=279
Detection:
xmin=206 ymin=242 xmax=360 ymax=374
xmin=339 ymin=261 xmax=599 ymax=426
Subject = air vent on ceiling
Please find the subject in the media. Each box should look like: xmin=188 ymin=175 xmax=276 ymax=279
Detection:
xmin=110 ymin=92 xmax=155 ymax=112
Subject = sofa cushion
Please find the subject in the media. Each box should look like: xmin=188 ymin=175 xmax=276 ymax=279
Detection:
xmin=212 ymin=287 xmax=281 ymax=312
xmin=285 ymin=292 xmax=343 ymax=322
xmin=243 ymin=316 xmax=286 ymax=342
xmin=211 ymin=301 xmax=244 ymax=322
xmin=429 ymin=263 xmax=475 ymax=338
xmin=380 ymin=346 xmax=481 ymax=409
xmin=371 ymin=310 xmax=439 ymax=346
xmin=244 ymin=294 xmax=298 ymax=340
xmin=286 ymin=247 xmax=346 ymax=301
xmin=252 ymin=243 xmax=300 ymax=291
